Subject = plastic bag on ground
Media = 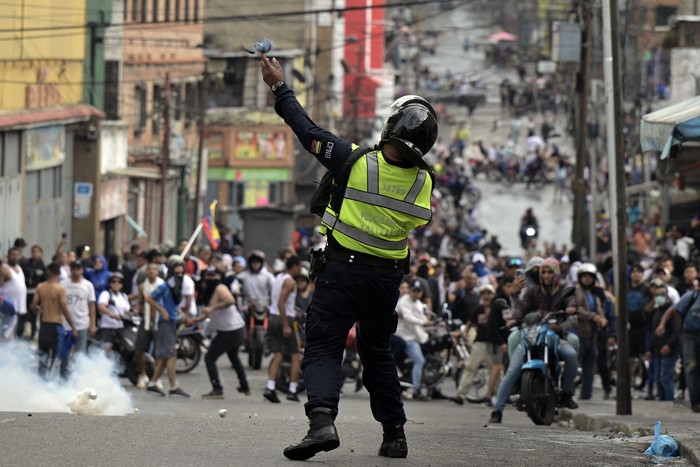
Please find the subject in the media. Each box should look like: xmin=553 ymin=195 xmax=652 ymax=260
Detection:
xmin=644 ymin=421 xmax=679 ymax=457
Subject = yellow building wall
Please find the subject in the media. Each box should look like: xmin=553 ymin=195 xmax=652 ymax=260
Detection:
xmin=0 ymin=0 xmax=87 ymax=109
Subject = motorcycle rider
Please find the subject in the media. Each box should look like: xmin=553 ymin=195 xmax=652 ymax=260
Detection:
xmin=193 ymin=266 xmax=250 ymax=399
xmin=489 ymin=257 xmax=579 ymax=423
xmin=573 ymin=263 xmax=608 ymax=401
xmin=238 ymin=250 xmax=275 ymax=347
xmin=519 ymin=208 xmax=539 ymax=249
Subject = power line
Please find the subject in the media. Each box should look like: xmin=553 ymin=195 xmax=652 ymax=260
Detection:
xmin=0 ymin=0 xmax=462 ymax=34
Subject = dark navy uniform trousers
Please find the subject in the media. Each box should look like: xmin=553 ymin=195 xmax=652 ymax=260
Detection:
xmin=302 ymin=259 xmax=405 ymax=425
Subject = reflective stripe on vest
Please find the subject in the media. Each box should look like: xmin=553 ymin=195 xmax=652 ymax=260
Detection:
xmin=322 ymin=211 xmax=407 ymax=251
xmin=322 ymin=151 xmax=431 ymax=255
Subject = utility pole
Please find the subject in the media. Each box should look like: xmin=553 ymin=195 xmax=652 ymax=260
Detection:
xmin=603 ymin=0 xmax=631 ymax=415
xmin=159 ymin=72 xmax=171 ymax=244
xmin=572 ymin=1 xmax=591 ymax=253
xmin=194 ymin=67 xmax=208 ymax=228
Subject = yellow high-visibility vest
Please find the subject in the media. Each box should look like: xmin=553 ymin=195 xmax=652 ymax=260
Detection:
xmin=321 ymin=150 xmax=432 ymax=260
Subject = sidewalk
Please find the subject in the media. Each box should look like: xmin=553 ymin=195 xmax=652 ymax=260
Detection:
xmin=565 ymin=395 xmax=700 ymax=465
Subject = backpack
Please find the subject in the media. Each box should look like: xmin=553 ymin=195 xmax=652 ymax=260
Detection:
xmin=309 ymin=146 xmax=373 ymax=217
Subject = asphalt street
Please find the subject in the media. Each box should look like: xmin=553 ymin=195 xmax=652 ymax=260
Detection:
xmin=0 ymin=355 xmax=690 ymax=467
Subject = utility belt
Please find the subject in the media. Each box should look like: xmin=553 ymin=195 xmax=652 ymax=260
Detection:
xmin=309 ymin=247 xmax=407 ymax=281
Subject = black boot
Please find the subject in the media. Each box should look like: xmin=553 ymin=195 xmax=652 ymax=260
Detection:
xmin=560 ymin=390 xmax=579 ymax=410
xmin=283 ymin=407 xmax=340 ymax=461
xmin=378 ymin=423 xmax=408 ymax=458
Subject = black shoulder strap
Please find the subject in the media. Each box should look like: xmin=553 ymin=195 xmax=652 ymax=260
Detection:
xmin=329 ymin=146 xmax=373 ymax=214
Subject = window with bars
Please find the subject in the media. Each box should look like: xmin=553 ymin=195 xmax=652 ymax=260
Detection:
xmin=134 ymin=84 xmax=148 ymax=133
xmin=153 ymin=83 xmax=163 ymax=135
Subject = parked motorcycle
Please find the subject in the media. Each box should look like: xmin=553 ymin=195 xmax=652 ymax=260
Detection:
xmin=396 ymin=309 xmax=483 ymax=399
xmin=110 ymin=312 xmax=155 ymax=385
xmin=175 ymin=321 xmax=205 ymax=373
xmin=514 ymin=310 xmax=571 ymax=425
xmin=606 ymin=344 xmax=647 ymax=391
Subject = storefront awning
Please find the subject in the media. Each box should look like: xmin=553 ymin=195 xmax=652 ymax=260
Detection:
xmin=0 ymin=105 xmax=104 ymax=130
xmin=640 ymin=95 xmax=700 ymax=159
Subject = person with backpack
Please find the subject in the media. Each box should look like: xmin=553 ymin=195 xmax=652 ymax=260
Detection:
xmin=261 ymin=54 xmax=437 ymax=461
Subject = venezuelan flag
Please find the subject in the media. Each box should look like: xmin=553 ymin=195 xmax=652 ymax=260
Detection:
xmin=202 ymin=200 xmax=221 ymax=249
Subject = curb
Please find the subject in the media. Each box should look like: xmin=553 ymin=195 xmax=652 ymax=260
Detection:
xmin=564 ymin=410 xmax=700 ymax=466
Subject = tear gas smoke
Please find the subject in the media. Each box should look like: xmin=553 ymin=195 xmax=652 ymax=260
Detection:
xmin=0 ymin=341 xmax=133 ymax=416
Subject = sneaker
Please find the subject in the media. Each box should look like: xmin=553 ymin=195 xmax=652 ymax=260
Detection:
xmin=169 ymin=387 xmax=190 ymax=398
xmin=489 ymin=409 xmax=502 ymax=424
xmin=675 ymin=389 xmax=685 ymax=401
xmin=644 ymin=393 xmax=655 ymax=401
xmin=136 ymin=374 xmax=149 ymax=389
xmin=401 ymin=390 xmax=413 ymax=401
xmin=450 ymin=396 xmax=464 ymax=406
xmin=202 ymin=389 xmax=224 ymax=400
xmin=430 ymin=390 xmax=448 ymax=400
xmin=155 ymin=379 xmax=164 ymax=391
xmin=237 ymin=386 xmax=251 ymax=396
xmin=692 ymin=403 xmax=700 ymax=413
xmin=603 ymin=390 xmax=611 ymax=400
xmin=482 ymin=399 xmax=494 ymax=408
xmin=287 ymin=392 xmax=300 ymax=402
xmin=263 ymin=388 xmax=281 ymax=403
xmin=413 ymin=392 xmax=429 ymax=402
xmin=147 ymin=384 xmax=166 ymax=396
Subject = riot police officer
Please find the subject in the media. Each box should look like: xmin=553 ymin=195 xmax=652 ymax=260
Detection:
xmin=261 ymin=54 xmax=438 ymax=461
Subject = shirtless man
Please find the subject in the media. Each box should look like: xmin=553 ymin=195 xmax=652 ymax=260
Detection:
xmin=31 ymin=263 xmax=78 ymax=378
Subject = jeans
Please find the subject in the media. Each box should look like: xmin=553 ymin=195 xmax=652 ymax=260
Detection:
xmin=495 ymin=340 xmax=578 ymax=411
xmin=654 ymin=354 xmax=677 ymax=401
xmin=404 ymin=340 xmax=425 ymax=393
xmin=58 ymin=329 xmax=88 ymax=379
xmin=681 ymin=333 xmax=700 ymax=405
xmin=204 ymin=328 xmax=247 ymax=392
xmin=302 ymin=260 xmax=405 ymax=425
xmin=578 ymin=336 xmax=597 ymax=400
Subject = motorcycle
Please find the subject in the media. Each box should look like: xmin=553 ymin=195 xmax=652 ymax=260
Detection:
xmin=519 ymin=224 xmax=538 ymax=250
xmin=108 ymin=312 xmax=155 ymax=386
xmin=449 ymin=326 xmax=490 ymax=402
xmin=341 ymin=324 xmax=363 ymax=392
xmin=175 ymin=320 xmax=205 ymax=373
xmin=396 ymin=309 xmax=485 ymax=400
xmin=514 ymin=310 xmax=571 ymax=425
xmin=245 ymin=299 xmax=269 ymax=370
xmin=607 ymin=344 xmax=647 ymax=391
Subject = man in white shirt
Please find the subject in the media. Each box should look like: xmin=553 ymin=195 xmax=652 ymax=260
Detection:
xmin=0 ymin=247 xmax=27 ymax=338
xmin=134 ymin=263 xmax=165 ymax=388
xmin=58 ymin=261 xmax=96 ymax=378
xmin=395 ymin=280 xmax=431 ymax=400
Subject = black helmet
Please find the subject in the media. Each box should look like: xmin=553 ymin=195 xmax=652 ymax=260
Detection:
xmin=380 ymin=95 xmax=438 ymax=172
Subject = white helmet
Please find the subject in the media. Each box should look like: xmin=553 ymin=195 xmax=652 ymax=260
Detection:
xmin=577 ymin=263 xmax=597 ymax=278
